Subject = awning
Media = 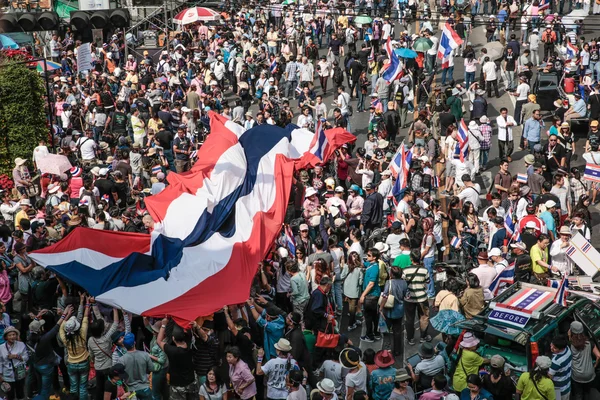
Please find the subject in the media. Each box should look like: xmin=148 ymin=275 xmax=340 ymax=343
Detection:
xmin=54 ymin=0 xmax=78 ymax=20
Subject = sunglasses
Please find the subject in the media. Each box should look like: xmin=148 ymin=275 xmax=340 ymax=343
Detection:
xmin=301 ymin=230 xmax=308 ymax=232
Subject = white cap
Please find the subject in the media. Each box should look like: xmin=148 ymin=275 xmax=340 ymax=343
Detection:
xmin=488 ymin=248 xmax=502 ymax=257
xmin=99 ymin=168 xmax=109 ymax=176
xmin=277 ymin=247 xmax=289 ymax=258
xmin=305 ymin=187 xmax=317 ymax=197
xmin=545 ymin=200 xmax=557 ymax=209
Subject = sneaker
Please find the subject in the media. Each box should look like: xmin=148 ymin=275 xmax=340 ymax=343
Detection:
xmin=361 ymin=335 xmax=375 ymax=343
xmin=347 ymin=323 xmax=359 ymax=331
xmin=407 ymin=339 xmax=416 ymax=345
xmin=420 ymin=335 xmax=432 ymax=343
xmin=374 ymin=335 xmax=382 ymax=341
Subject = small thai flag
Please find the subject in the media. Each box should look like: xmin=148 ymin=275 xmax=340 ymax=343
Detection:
xmin=553 ymin=275 xmax=569 ymax=307
xmin=548 ymin=279 xmax=561 ymax=288
xmin=152 ymin=165 xmax=162 ymax=175
xmin=566 ymin=245 xmax=576 ymax=257
xmin=450 ymin=236 xmax=462 ymax=248
xmin=489 ymin=261 xmax=515 ymax=296
xmin=270 ymin=59 xmax=277 ymax=74
xmin=432 ymin=176 xmax=439 ymax=188
xmin=308 ymin=118 xmax=328 ymax=161
xmin=584 ymin=164 xmax=600 ymax=183
xmin=102 ymin=194 xmax=110 ymax=202
xmin=505 ymin=210 xmax=515 ymax=236
xmin=284 ymin=225 xmax=296 ymax=257
xmin=456 ymin=119 xmax=469 ymax=162
xmin=190 ymin=150 xmax=198 ymax=159
xmin=539 ymin=0 xmax=550 ymax=10
xmin=582 ymin=242 xmax=592 ymax=253
xmin=512 ymin=231 xmax=521 ymax=242
xmin=566 ymin=42 xmax=578 ymax=60
xmin=295 ymin=84 xmax=302 ymax=95
xmin=79 ymin=198 xmax=89 ymax=206
xmin=517 ymin=173 xmax=528 ymax=184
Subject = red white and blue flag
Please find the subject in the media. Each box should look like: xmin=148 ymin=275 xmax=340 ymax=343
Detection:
xmin=270 ymin=58 xmax=277 ymax=74
xmin=584 ymin=164 xmax=600 ymax=183
xmin=391 ymin=144 xmax=413 ymax=200
xmin=437 ymin=23 xmax=463 ymax=69
xmin=456 ymin=119 xmax=469 ymax=162
xmin=308 ymin=118 xmax=328 ymax=160
xmin=517 ymin=173 xmax=528 ymax=184
xmin=505 ymin=208 xmax=515 ymax=236
xmin=284 ymin=225 xmax=296 ymax=257
xmin=30 ymin=113 xmax=351 ymax=325
xmin=566 ymin=42 xmax=578 ymax=60
xmin=489 ymin=261 xmax=515 ymax=297
xmin=539 ymin=0 xmax=550 ymax=10
xmin=383 ymin=37 xmax=402 ymax=84
xmin=450 ymin=236 xmax=462 ymax=248
xmin=553 ymin=275 xmax=569 ymax=307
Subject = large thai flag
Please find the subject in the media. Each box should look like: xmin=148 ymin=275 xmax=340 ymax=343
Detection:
xmin=489 ymin=261 xmax=516 ymax=297
xmin=505 ymin=209 xmax=515 ymax=236
xmin=566 ymin=42 xmax=578 ymax=60
xmin=539 ymin=0 xmax=550 ymax=10
xmin=30 ymin=113 xmax=350 ymax=325
xmin=308 ymin=118 xmax=328 ymax=160
xmin=437 ymin=23 xmax=463 ymax=69
xmin=456 ymin=119 xmax=469 ymax=162
xmin=584 ymin=163 xmax=600 ymax=183
xmin=553 ymin=275 xmax=569 ymax=307
xmin=383 ymin=38 xmax=402 ymax=84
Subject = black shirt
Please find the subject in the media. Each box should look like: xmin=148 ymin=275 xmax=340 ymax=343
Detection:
xmin=504 ymin=53 xmax=516 ymax=72
xmin=334 ymin=114 xmax=347 ymax=129
xmin=34 ymin=325 xmax=60 ymax=365
xmin=110 ymin=111 xmax=128 ymax=133
xmin=113 ymin=181 xmax=128 ymax=206
xmin=95 ymin=178 xmax=116 ymax=203
xmin=544 ymin=143 xmax=566 ymax=172
xmin=439 ymin=112 xmax=457 ymax=135
xmin=104 ymin=380 xmax=118 ymax=400
xmin=155 ymin=130 xmax=174 ymax=149
xmin=329 ymin=39 xmax=342 ymax=55
xmin=164 ymin=344 xmax=195 ymax=387
xmin=589 ymin=93 xmax=600 ymax=120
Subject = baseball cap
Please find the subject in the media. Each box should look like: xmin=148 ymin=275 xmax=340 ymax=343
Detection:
xmin=490 ymin=355 xmax=505 ymax=368
xmin=488 ymin=248 xmax=502 ymax=257
xmin=123 ymin=333 xmax=135 ymax=349
xmin=334 ymin=186 xmax=345 ymax=193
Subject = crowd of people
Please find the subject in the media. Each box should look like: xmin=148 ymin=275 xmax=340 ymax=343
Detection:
xmin=1 ymin=0 xmax=600 ymax=398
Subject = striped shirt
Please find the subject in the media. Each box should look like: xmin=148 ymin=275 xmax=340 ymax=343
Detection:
xmin=550 ymin=347 xmax=572 ymax=396
xmin=402 ymin=264 xmax=430 ymax=303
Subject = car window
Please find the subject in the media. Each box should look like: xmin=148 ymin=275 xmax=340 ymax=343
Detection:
xmin=576 ymin=302 xmax=600 ymax=339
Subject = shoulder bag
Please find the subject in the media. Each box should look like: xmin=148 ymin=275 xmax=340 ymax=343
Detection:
xmin=378 ymin=281 xmax=395 ymax=309
xmin=531 ymin=376 xmax=550 ymax=400
xmin=6 ymin=343 xmax=26 ymax=381
xmin=315 ymin=322 xmax=340 ymax=348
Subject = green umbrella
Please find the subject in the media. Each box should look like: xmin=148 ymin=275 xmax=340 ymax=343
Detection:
xmin=282 ymin=0 xmax=296 ymax=4
xmin=412 ymin=37 xmax=433 ymax=52
xmin=354 ymin=15 xmax=372 ymax=25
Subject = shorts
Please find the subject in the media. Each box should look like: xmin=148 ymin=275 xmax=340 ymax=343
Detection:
xmin=445 ymin=162 xmax=456 ymax=178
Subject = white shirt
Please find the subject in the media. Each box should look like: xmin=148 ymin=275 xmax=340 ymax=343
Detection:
xmin=471 ymin=264 xmax=498 ymax=298
xmin=382 ymin=23 xmax=392 ymax=40
xmin=33 ymin=145 xmax=50 ymax=166
xmin=427 ymin=36 xmax=439 ymax=56
xmin=299 ymin=62 xmax=314 ymax=82
xmin=378 ymin=178 xmax=393 ymax=210
xmin=482 ymin=61 xmax=498 ymax=81
xmin=458 ymin=184 xmax=482 ymax=210
xmin=337 ymin=92 xmax=351 ymax=114
xmin=515 ymin=83 xmax=530 ymax=100
xmin=261 ymin=357 xmax=299 ymax=399
xmin=496 ymin=115 xmax=516 ymax=141
xmin=549 ymin=239 xmax=572 ymax=275
xmin=76 ymin=136 xmax=97 ymax=160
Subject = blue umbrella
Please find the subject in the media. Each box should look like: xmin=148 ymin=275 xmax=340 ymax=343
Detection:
xmin=0 ymin=35 xmax=19 ymax=50
xmin=430 ymin=309 xmax=465 ymax=335
xmin=395 ymin=48 xmax=417 ymax=59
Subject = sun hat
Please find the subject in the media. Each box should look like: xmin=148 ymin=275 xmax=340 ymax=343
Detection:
xmin=524 ymin=154 xmax=535 ymax=165
xmin=340 ymin=348 xmax=362 ymax=369
xmin=334 ymin=218 xmax=346 ymax=228
xmin=67 ymin=215 xmax=82 ymax=226
xmin=460 ymin=332 xmax=480 ymax=348
xmin=305 ymin=187 xmax=317 ymax=197
xmin=47 ymin=184 xmax=60 ymax=194
xmin=480 ymin=116 xmax=489 ymax=124
xmin=468 ymin=120 xmax=479 ymax=129
xmin=335 ymin=186 xmax=345 ymax=193
xmin=570 ymin=321 xmax=584 ymax=334
xmin=374 ymin=242 xmax=390 ymax=253
xmin=90 ymin=166 xmax=101 ymax=177
xmin=20 ymin=199 xmax=31 ymax=207
xmin=64 ymin=316 xmax=81 ymax=335
xmin=559 ymin=226 xmax=572 ymax=235
xmin=536 ymin=355 xmax=552 ymax=369
xmin=3 ymin=326 xmax=19 ymax=340
xmin=488 ymin=248 xmax=502 ymax=257
xmin=490 ymin=354 xmax=505 ymax=368
xmin=395 ymin=368 xmax=411 ymax=382
xmin=317 ymin=379 xmax=335 ymax=394
xmin=520 ymin=186 xmax=531 ymax=196
xmin=419 ymin=343 xmax=435 ymax=358
xmin=14 ymin=157 xmax=27 ymax=166
xmin=510 ymin=242 xmax=527 ymax=251
xmin=29 ymin=319 xmax=46 ymax=334
xmin=274 ymin=338 xmax=292 ymax=352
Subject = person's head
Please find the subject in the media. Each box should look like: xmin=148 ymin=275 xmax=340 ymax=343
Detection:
xmin=467 ymin=273 xmax=480 ymax=288
xmin=367 ymin=248 xmax=380 ymax=262
xmin=537 ymin=233 xmax=551 ymax=250
xmin=108 ymin=364 xmax=128 ymax=386
xmin=431 ymin=374 xmax=447 ymax=391
xmin=226 ymin=346 xmax=241 ymax=365
xmin=363 ymin=348 xmax=376 ymax=365
xmin=3 ymin=327 xmax=18 ymax=345
xmin=299 ymin=223 xmax=309 ymax=238
xmin=533 ymin=109 xmax=541 ymax=120
xmin=491 ymin=192 xmax=502 ymax=207
xmin=551 ymin=334 xmax=568 ymax=354
xmin=466 ymin=374 xmax=483 ymax=394
xmin=500 ymin=107 xmax=508 ymax=118
xmin=500 ymin=158 xmax=509 ymax=172
xmin=206 ymin=367 xmax=223 ymax=386
xmin=89 ymin=319 xmax=106 ymax=339
xmin=409 ymin=248 xmax=421 ymax=264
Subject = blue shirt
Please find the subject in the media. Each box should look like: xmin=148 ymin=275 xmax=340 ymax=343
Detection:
xmin=257 ymin=309 xmax=285 ymax=360
xmin=370 ymin=367 xmax=396 ymax=400
xmin=550 ymin=347 xmax=572 ymax=395
xmin=363 ymin=262 xmax=381 ymax=297
xmin=573 ymin=99 xmax=586 ymax=116
xmin=539 ymin=211 xmax=556 ymax=238
xmin=523 ymin=117 xmax=542 ymax=143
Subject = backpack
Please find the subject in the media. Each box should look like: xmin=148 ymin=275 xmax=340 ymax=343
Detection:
xmin=410 ymin=216 xmax=424 ymax=249
xmin=45 ymin=195 xmax=58 ymax=216
xmin=240 ymin=70 xmax=250 ymax=83
xmin=346 ymin=29 xmax=355 ymax=44
xmin=333 ymin=67 xmax=344 ymax=84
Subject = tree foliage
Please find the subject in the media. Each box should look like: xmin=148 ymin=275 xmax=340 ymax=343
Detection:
xmin=0 ymin=59 xmax=47 ymax=175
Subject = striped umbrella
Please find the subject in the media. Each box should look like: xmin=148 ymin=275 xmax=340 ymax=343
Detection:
xmin=173 ymin=7 xmax=220 ymax=25
xmin=36 ymin=60 xmax=62 ymax=72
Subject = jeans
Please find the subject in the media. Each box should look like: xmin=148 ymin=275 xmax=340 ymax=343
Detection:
xmin=136 ymin=387 xmax=154 ymax=400
xmin=486 ymin=79 xmax=500 ymax=98
xmin=423 ymin=256 xmax=435 ymax=298
xmin=441 ymin=66 xmax=454 ymax=85
xmin=385 ymin=317 xmax=404 ymax=356
xmin=268 ymin=45 xmax=277 ymax=56
xmin=506 ymin=70 xmax=515 ymax=90
xmin=163 ymin=149 xmax=176 ymax=172
xmin=152 ymin=368 xmax=170 ymax=400
xmin=481 ymin=149 xmax=489 ymax=168
xmin=286 ymin=79 xmax=298 ymax=98
xmin=464 ymin=71 xmax=475 ymax=88
xmin=67 ymin=360 xmax=90 ymax=400
xmin=34 ymin=363 xmax=54 ymax=400
xmin=343 ymin=112 xmax=352 ymax=133
xmin=333 ymin=281 xmax=343 ymax=312
xmin=363 ymin=295 xmax=379 ymax=339
xmin=357 ymin=90 xmax=366 ymax=111
xmin=528 ymin=140 xmax=540 ymax=152
xmin=404 ymin=301 xmax=430 ymax=341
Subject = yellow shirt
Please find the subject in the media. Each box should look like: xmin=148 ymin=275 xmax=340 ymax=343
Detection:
xmin=516 ymin=372 xmax=556 ymax=400
xmin=59 ymin=316 xmax=89 ymax=364
xmin=15 ymin=210 xmax=29 ymax=230
xmin=453 ymin=349 xmax=483 ymax=392
xmin=530 ymin=244 xmax=548 ymax=274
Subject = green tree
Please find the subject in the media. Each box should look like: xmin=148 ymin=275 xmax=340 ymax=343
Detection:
xmin=0 ymin=59 xmax=47 ymax=175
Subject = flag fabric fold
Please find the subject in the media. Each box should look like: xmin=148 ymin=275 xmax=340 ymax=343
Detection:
xmin=437 ymin=23 xmax=463 ymax=68
xmin=553 ymin=275 xmax=569 ymax=307
xmin=383 ymin=38 xmax=403 ymax=84
xmin=31 ymin=113 xmax=352 ymax=325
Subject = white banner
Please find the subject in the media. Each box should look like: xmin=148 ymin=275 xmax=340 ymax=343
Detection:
xmin=567 ymin=232 xmax=600 ymax=278
xmin=76 ymin=43 xmax=93 ymax=72
xmin=78 ymin=0 xmax=109 ymax=10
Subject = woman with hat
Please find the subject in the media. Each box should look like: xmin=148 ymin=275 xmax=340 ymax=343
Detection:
xmin=516 ymin=356 xmax=555 ymax=399
xmin=482 ymin=355 xmax=516 ymax=399
xmin=141 ymin=317 xmax=169 ymax=400
xmin=388 ymin=368 xmax=414 ymax=400
xmin=60 ymin=294 xmax=92 ymax=400
xmin=452 ymin=332 xmax=489 ymax=393
xmin=568 ymin=320 xmax=600 ymax=400
xmin=88 ymin=307 xmax=121 ymax=400
xmin=557 ymin=122 xmax=575 ymax=168
xmin=341 ymin=348 xmax=367 ymax=400
xmin=13 ymin=242 xmax=35 ymax=314
xmin=0 ymin=326 xmax=29 ymax=399
xmin=370 ymin=350 xmax=396 ymax=400
xmin=256 ymin=338 xmax=299 ymax=400
xmin=12 ymin=158 xmax=32 ymax=197
xmin=312 ymin=378 xmax=336 ymax=400
xmin=407 ymin=342 xmax=445 ymax=391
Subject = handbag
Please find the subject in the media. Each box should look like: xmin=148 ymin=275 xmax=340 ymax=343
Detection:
xmin=315 ymin=323 xmax=340 ymax=348
xmin=7 ymin=344 xmax=26 ymax=381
